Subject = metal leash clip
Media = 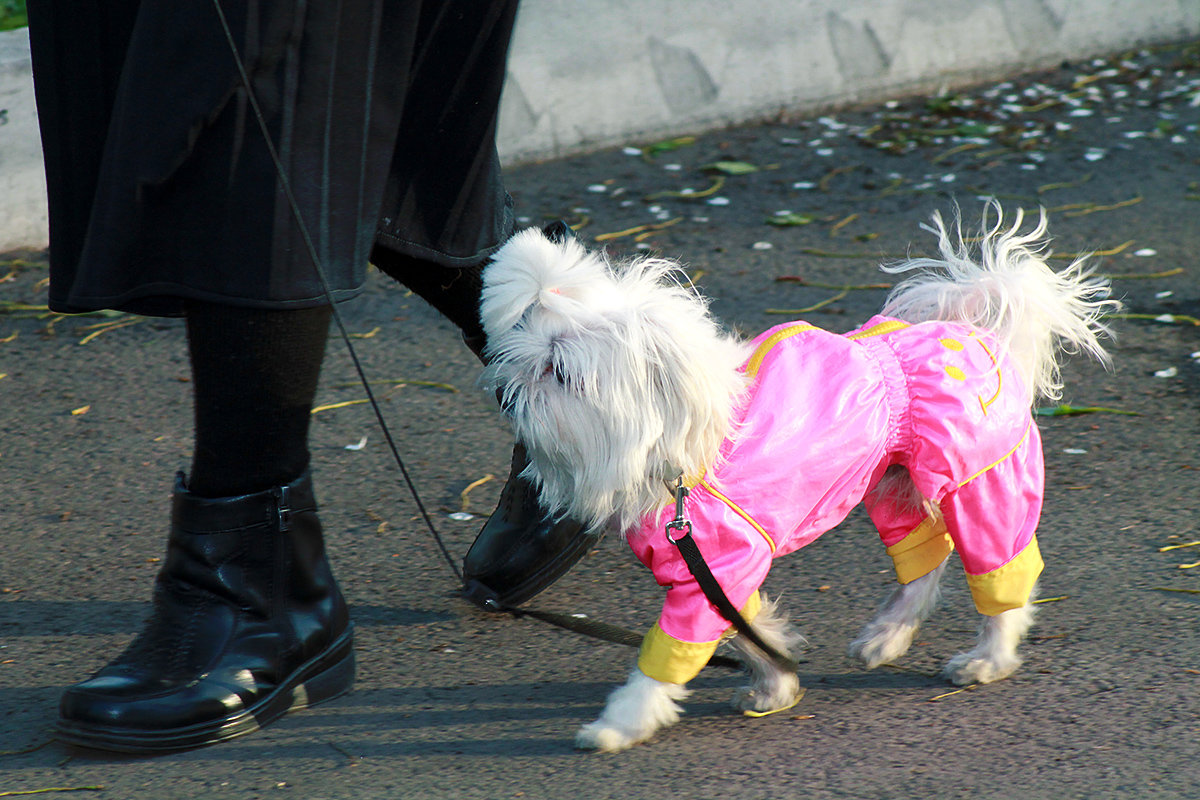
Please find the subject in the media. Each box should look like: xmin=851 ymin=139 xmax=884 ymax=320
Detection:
xmin=664 ymin=477 xmax=692 ymax=544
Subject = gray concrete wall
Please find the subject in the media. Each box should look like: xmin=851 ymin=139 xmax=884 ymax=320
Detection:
xmin=499 ymin=0 xmax=1200 ymax=161
xmin=2 ymin=0 xmax=1199 ymax=250
xmin=0 ymin=26 xmax=46 ymax=252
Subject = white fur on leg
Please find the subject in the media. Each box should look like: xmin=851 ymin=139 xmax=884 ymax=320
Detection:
xmin=728 ymin=594 xmax=805 ymax=714
xmin=943 ymin=600 xmax=1037 ymax=685
xmin=575 ymin=669 xmax=689 ymax=752
xmin=850 ymin=560 xmax=948 ymax=669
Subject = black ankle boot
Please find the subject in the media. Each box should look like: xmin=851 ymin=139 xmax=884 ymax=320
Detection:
xmin=462 ymin=443 xmax=599 ymax=609
xmin=460 ymin=220 xmax=599 ymax=609
xmin=56 ymin=471 xmax=354 ymax=753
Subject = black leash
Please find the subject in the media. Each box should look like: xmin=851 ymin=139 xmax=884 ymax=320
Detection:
xmin=665 ymin=480 xmax=800 ymax=673
xmin=209 ymin=1 xmax=770 ymax=675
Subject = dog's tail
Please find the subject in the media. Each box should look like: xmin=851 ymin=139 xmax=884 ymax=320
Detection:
xmin=879 ymin=200 xmax=1119 ymax=403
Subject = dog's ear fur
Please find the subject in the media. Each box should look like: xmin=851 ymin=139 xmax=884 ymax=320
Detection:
xmin=481 ymin=228 xmax=611 ymax=346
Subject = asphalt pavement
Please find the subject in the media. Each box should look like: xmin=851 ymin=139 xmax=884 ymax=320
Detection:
xmin=2 ymin=42 xmax=1198 ymax=800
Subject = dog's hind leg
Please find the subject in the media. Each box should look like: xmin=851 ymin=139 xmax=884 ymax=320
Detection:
xmin=936 ymin=432 xmax=1045 ymax=684
xmin=857 ymin=469 xmax=956 ymax=669
xmin=729 ymin=593 xmax=805 ymax=714
xmin=944 ymin=595 xmax=1037 ymax=684
xmin=850 ymin=558 xmax=948 ymax=669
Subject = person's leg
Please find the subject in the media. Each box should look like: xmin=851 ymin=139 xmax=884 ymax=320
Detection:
xmin=186 ymin=303 xmax=331 ymax=497
xmin=56 ymin=304 xmax=355 ymax=753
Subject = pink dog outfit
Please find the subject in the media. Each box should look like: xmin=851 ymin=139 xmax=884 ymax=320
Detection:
xmin=629 ymin=316 xmax=1045 ymax=684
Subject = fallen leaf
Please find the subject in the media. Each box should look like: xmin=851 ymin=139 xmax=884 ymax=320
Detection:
xmin=641 ymin=136 xmax=696 ymax=160
xmin=701 ymin=160 xmax=760 ymax=175
xmin=644 ymin=176 xmax=726 ymax=202
xmin=767 ymin=213 xmax=815 ymax=227
xmin=459 ymin=474 xmax=496 ymax=512
xmin=1034 ymin=404 xmax=1138 ymax=417
xmin=1158 ymin=540 xmax=1200 ymax=552
xmin=311 ymin=399 xmax=370 ymax=414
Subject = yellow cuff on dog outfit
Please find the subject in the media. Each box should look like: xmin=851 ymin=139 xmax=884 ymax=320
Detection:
xmin=966 ymin=535 xmax=1044 ymax=616
xmin=637 ymin=591 xmax=762 ymax=685
xmin=886 ymin=516 xmax=955 ymax=584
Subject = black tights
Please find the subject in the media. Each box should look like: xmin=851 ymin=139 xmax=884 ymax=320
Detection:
xmin=185 ymin=253 xmax=485 ymax=498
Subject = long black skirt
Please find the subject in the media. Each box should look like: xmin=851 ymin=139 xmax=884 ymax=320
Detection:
xmin=28 ymin=0 xmax=518 ymax=316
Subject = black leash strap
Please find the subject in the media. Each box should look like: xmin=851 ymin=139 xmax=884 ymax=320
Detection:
xmin=666 ymin=481 xmax=800 ymax=673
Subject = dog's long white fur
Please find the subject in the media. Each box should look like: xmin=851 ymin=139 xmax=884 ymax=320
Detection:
xmin=574 ymin=594 xmax=803 ymax=752
xmin=574 ymin=669 xmax=690 ymax=752
xmin=481 ymin=231 xmax=749 ymax=532
xmin=481 ymin=202 xmax=1116 ymax=751
xmin=880 ymin=201 xmax=1115 ymax=403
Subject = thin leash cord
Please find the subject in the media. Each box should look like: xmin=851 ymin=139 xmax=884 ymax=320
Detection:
xmin=209 ymin=0 xmax=461 ymax=582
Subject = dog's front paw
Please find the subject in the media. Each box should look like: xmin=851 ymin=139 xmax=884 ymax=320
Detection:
xmin=574 ymin=670 xmax=687 ymax=752
xmin=943 ymin=651 xmax=1021 ymax=685
xmin=575 ymin=720 xmax=642 ymax=753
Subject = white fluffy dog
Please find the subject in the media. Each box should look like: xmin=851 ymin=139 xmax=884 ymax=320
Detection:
xmin=479 ymin=202 xmax=1115 ymax=752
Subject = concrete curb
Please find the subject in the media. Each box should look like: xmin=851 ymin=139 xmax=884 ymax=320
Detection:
xmin=0 ymin=26 xmax=46 ymax=252
xmin=3 ymin=1 xmax=1199 ymax=251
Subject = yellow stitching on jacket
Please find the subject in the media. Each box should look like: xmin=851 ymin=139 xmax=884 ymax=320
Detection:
xmin=699 ymin=481 xmax=777 ymax=553
xmin=971 ymin=333 xmax=1002 ymax=415
xmin=845 ymin=319 xmax=911 ymax=340
xmin=744 ymin=323 xmax=816 ymax=378
xmin=958 ymin=421 xmax=1032 ymax=486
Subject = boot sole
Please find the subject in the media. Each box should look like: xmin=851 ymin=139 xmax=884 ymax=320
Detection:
xmin=54 ymin=625 xmax=356 ymax=754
